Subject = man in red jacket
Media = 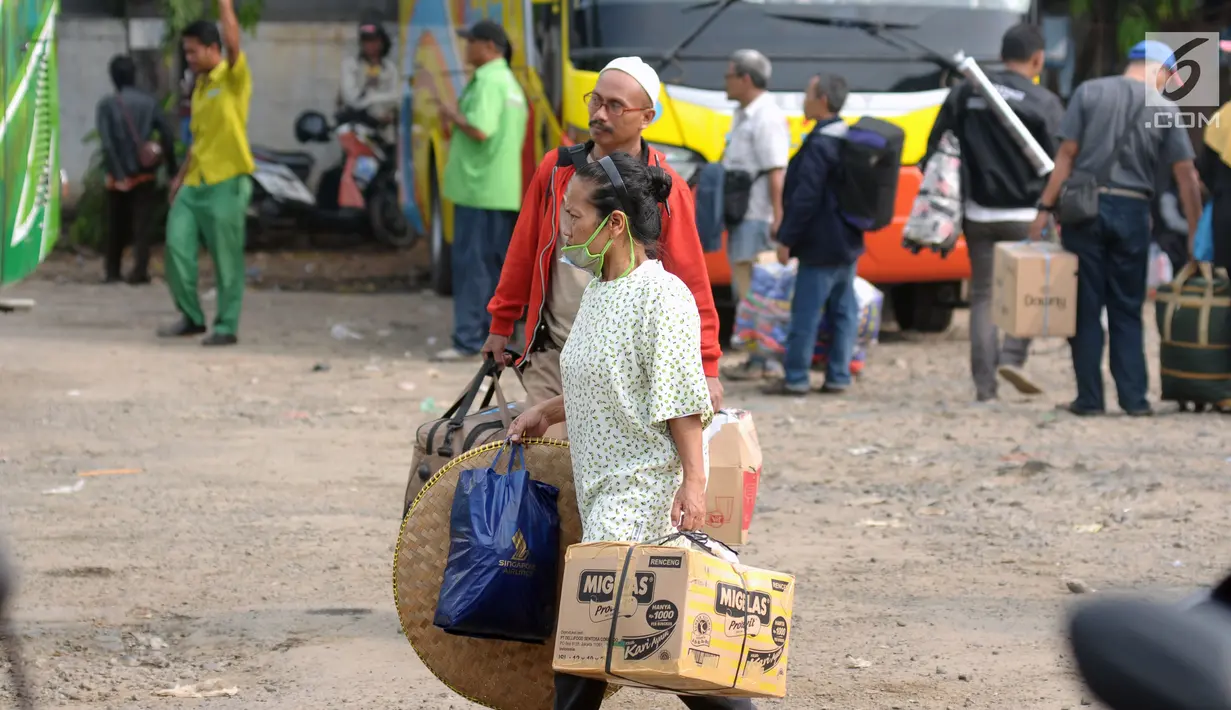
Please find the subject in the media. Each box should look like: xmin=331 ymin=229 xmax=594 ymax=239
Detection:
xmin=482 ymin=57 xmax=724 ymax=428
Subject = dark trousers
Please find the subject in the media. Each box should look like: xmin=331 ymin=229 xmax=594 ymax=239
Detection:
xmin=105 ymin=181 xmax=158 ymax=281
xmin=451 ymin=205 xmax=516 ymax=353
xmin=966 ymin=221 xmax=1031 ymax=400
xmin=783 ymin=262 xmax=858 ymax=389
xmin=554 ymin=674 xmax=755 ymax=710
xmin=1060 ymin=194 xmax=1152 ymax=414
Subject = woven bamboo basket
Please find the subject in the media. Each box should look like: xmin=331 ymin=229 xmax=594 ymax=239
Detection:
xmin=393 ymin=438 xmax=617 ymax=709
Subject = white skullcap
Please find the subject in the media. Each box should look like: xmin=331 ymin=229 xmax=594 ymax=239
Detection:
xmin=600 ymin=56 xmax=661 ymax=105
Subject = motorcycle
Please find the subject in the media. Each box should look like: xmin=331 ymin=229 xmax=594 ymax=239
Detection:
xmin=248 ymin=108 xmax=413 ymax=247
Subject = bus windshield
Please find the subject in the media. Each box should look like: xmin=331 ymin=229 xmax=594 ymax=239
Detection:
xmin=569 ymin=0 xmax=1029 ymax=93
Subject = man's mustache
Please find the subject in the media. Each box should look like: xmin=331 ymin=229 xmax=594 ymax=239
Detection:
xmin=589 ymin=120 xmax=613 ymax=132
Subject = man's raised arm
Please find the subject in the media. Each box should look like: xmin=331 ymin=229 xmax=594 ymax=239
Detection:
xmin=218 ymin=0 xmax=241 ymax=62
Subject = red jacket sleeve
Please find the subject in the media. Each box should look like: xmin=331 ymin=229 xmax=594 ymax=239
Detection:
xmin=488 ymin=152 xmax=554 ymax=337
xmin=658 ymin=171 xmax=722 ymax=378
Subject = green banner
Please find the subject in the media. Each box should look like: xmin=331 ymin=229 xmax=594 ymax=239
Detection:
xmin=1 ymin=0 xmax=60 ymax=286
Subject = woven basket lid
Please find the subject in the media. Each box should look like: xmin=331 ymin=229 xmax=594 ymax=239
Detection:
xmin=393 ymin=438 xmax=617 ymax=710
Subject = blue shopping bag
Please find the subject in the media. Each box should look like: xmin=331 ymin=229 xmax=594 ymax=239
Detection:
xmin=433 ymin=443 xmax=561 ymax=643
xmin=1194 ymin=202 xmax=1215 ymax=263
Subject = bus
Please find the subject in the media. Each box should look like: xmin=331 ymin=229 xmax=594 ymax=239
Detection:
xmin=1 ymin=0 xmax=60 ymax=286
xmin=398 ymin=0 xmax=1032 ymax=332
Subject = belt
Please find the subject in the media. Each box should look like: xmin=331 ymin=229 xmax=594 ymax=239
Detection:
xmin=1098 ymin=186 xmax=1150 ymax=200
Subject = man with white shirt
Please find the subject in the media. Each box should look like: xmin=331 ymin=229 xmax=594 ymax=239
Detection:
xmin=927 ymin=23 xmax=1064 ymax=402
xmin=720 ymin=49 xmax=792 ymax=381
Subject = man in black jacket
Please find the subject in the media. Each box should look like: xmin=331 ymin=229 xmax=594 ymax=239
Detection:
xmin=764 ymin=73 xmax=863 ymax=395
xmin=95 ymin=55 xmax=177 ymax=284
xmin=928 ymin=24 xmax=1064 ymax=402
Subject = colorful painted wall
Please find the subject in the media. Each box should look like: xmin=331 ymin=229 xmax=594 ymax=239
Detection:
xmin=1 ymin=0 xmax=60 ymax=286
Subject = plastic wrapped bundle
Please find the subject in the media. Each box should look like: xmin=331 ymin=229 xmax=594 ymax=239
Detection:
xmin=732 ymin=264 xmax=884 ymax=379
xmin=903 ymin=131 xmax=963 ymax=257
xmin=812 ymin=278 xmax=884 ymax=375
xmin=731 ymin=262 xmax=796 ymax=355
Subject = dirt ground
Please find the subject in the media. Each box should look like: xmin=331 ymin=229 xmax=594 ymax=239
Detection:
xmin=1 ymin=264 xmax=1229 ymax=710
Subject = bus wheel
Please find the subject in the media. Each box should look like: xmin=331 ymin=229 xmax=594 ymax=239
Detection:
xmin=429 ymin=174 xmax=453 ymax=297
xmin=892 ymin=283 xmax=955 ymax=333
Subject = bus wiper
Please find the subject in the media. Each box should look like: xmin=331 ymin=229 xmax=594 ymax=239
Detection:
xmin=761 ymin=12 xmax=960 ymax=72
xmin=655 ymin=0 xmax=746 ymax=74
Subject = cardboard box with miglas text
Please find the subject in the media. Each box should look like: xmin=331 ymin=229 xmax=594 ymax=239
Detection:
xmin=702 ymin=410 xmax=762 ymax=546
xmin=552 ymin=542 xmax=794 ymax=698
xmin=992 ymin=242 xmax=1078 ymax=339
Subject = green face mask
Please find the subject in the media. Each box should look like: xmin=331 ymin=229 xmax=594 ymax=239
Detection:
xmin=560 ymin=213 xmax=635 ymax=280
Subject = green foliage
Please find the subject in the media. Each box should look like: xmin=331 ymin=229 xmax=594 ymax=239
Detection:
xmin=1117 ymin=5 xmax=1152 ymax=55
xmin=1070 ymin=0 xmax=1202 ymax=56
xmin=67 ymin=137 xmax=108 ymax=250
xmin=161 ymin=0 xmax=265 ymax=56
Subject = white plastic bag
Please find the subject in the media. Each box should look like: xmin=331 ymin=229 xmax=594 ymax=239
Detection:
xmin=1147 ymin=243 xmax=1174 ymax=293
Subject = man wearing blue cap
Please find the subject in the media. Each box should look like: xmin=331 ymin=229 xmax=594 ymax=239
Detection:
xmin=1030 ymin=39 xmax=1204 ymax=416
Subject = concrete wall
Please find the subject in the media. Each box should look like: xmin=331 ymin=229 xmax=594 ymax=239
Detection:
xmin=59 ymin=17 xmax=397 ymax=204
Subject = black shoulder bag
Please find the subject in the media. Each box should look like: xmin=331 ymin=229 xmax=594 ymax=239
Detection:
xmin=722 ymin=167 xmax=769 ymax=228
xmin=1056 ymin=101 xmax=1147 ymax=226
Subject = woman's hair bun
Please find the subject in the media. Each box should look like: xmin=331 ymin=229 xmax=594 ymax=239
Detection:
xmin=646 ymin=166 xmax=673 ymax=204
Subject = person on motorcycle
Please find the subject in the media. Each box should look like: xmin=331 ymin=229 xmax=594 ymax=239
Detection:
xmin=339 ymin=18 xmax=400 ymax=140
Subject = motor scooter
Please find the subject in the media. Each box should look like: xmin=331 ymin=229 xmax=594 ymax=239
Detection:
xmin=248 ymin=108 xmax=413 ymax=247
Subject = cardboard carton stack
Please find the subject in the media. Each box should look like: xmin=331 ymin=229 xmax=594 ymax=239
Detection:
xmin=553 ymin=542 xmax=795 ymax=698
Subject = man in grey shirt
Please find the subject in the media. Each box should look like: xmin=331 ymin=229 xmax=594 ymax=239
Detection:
xmin=1031 ymin=40 xmax=1203 ymax=416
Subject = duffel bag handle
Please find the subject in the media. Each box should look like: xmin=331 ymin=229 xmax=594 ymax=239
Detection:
xmin=476 ymin=349 xmax=527 ymax=410
xmin=438 ymin=351 xmax=529 ymax=457
xmin=1163 ymin=261 xmax=1220 ymax=345
xmin=487 ymin=359 xmax=516 ymax=430
xmin=440 ymin=358 xmax=501 ymax=428
xmin=1170 ymin=261 xmax=1215 ymax=294
xmin=436 ymin=359 xmax=502 ymax=459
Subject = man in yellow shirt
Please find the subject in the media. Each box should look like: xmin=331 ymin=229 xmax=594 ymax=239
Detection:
xmin=158 ymin=0 xmax=254 ymax=346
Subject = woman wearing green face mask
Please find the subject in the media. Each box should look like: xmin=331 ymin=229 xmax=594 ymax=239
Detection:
xmin=506 ymin=152 xmax=737 ymax=709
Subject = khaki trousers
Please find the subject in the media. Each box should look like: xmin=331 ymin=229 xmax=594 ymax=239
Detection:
xmin=521 ymin=342 xmax=568 ymax=439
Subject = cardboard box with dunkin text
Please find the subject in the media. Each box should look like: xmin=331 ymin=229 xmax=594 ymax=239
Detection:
xmin=552 ymin=542 xmax=795 ymax=698
xmin=702 ymin=410 xmax=762 ymax=547
xmin=992 ymin=241 xmax=1078 ymax=339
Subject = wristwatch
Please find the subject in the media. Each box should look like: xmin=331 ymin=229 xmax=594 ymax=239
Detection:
xmin=1035 ymin=201 xmax=1056 ymax=213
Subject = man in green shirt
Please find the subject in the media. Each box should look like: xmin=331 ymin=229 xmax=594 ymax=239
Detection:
xmin=433 ymin=20 xmax=528 ymax=361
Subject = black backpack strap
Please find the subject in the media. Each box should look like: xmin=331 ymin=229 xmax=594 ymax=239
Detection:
xmin=557 ymin=143 xmax=590 ymax=171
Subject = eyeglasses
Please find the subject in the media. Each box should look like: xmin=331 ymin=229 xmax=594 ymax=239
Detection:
xmin=584 ymin=91 xmax=653 ymax=117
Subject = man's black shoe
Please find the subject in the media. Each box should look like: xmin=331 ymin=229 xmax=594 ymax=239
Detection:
xmin=125 ymin=273 xmax=151 ymax=285
xmin=156 ymin=318 xmax=207 ymax=338
xmin=1126 ymin=407 xmax=1154 ymax=418
xmin=202 ymin=333 xmax=238 ymax=347
xmin=1056 ymin=402 xmax=1105 ymax=417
